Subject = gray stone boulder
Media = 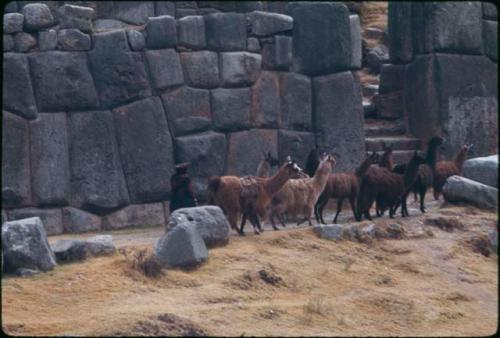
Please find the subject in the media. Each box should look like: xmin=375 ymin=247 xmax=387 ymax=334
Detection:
xmin=248 ymin=11 xmax=293 ymax=36
xmin=483 ymin=20 xmax=497 ymax=62
xmin=247 ymin=37 xmax=260 ymax=52
xmin=93 ymin=19 xmax=129 ymax=30
xmin=178 ymin=15 xmax=206 ymax=50
xmin=62 ymin=207 xmax=102 ymax=233
xmin=251 ymin=71 xmax=280 ymax=128
xmin=279 ymin=72 xmax=312 ymax=131
xmin=3 ymin=53 xmax=38 ymax=119
xmin=161 ymin=86 xmax=211 ymax=136
xmin=4 ymin=13 xmax=24 ymax=34
xmin=30 ymin=113 xmax=70 ymax=206
xmin=261 ymin=35 xmax=292 ymax=71
xmin=16 ymin=268 xmax=41 ymax=277
xmin=102 ymin=202 xmax=166 ymax=230
xmin=2 ymin=217 xmax=57 ymax=273
xmin=58 ymin=28 xmax=91 ymax=51
xmin=50 ymin=239 xmax=88 ymax=263
xmin=313 ymin=224 xmax=343 ymax=241
xmin=7 ymin=208 xmax=63 ymax=236
xmin=388 ymin=2 xmax=413 ymax=64
xmin=462 ymin=155 xmax=498 ymax=188
xmin=84 ymin=235 xmax=116 ymax=256
xmin=57 ymin=4 xmax=94 ymax=32
xmin=146 ymin=15 xmax=177 ymax=49
xmin=38 ymin=29 xmax=57 ymax=51
xmin=145 ymin=49 xmax=184 ymax=90
xmin=14 ymin=32 xmax=36 ymax=52
xmin=114 ymin=1 xmax=154 ymax=25
xmin=179 ymin=51 xmax=219 ymax=88
xmin=278 ymin=130 xmax=315 ymax=168
xmin=22 ymin=3 xmax=54 ymax=31
xmin=29 ymin=51 xmax=98 ymax=112
xmin=349 ymin=14 xmax=362 ymax=69
xmin=211 ymin=88 xmax=251 ymax=131
xmin=4 ymin=34 xmax=14 ymax=51
xmin=167 ymin=206 xmax=230 ymax=247
xmin=126 ymin=30 xmax=145 ymax=51
xmin=155 ymin=223 xmax=208 ymax=268
xmin=205 ymin=12 xmax=247 ymax=51
xmin=443 ymin=175 xmax=498 ymax=210
xmin=220 ymin=52 xmax=261 ymax=87
xmin=113 ymin=97 xmax=175 ymax=203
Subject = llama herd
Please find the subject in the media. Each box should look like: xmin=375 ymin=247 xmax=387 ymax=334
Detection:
xmin=207 ymin=138 xmax=472 ymax=235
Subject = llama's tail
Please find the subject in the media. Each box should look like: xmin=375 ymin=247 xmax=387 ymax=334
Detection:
xmin=207 ymin=176 xmax=221 ymax=204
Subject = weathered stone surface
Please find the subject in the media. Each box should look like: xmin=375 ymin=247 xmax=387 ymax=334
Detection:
xmin=373 ymin=91 xmax=404 ymax=119
xmin=4 ymin=1 xmax=18 ymax=13
xmin=14 ymin=32 xmax=36 ymax=52
xmin=247 ymin=37 xmax=260 ymax=52
xmin=248 ymin=11 xmax=293 ymax=36
xmin=290 ymin=2 xmax=351 ymax=75
xmin=388 ymin=2 xmax=413 ymax=64
xmin=114 ymin=1 xmax=154 ymax=25
xmin=155 ymin=1 xmax=176 ymax=16
xmin=84 ymin=235 xmax=116 ymax=256
xmin=263 ymin=1 xmax=289 ymax=15
xmin=90 ymin=31 xmax=151 ymax=109
xmin=126 ymin=30 xmax=145 ymax=51
xmin=145 ymin=49 xmax=184 ymax=91
xmin=167 ymin=206 xmax=230 ymax=247
xmin=313 ymin=224 xmax=343 ymax=241
xmin=113 ymin=97 xmax=175 ymax=203
xmin=2 ymin=112 xmax=31 ymax=208
xmin=93 ymin=19 xmax=128 ymax=30
xmin=155 ymin=222 xmax=208 ymax=268
xmin=483 ymin=20 xmax=497 ymax=62
xmin=4 ymin=13 xmax=24 ymax=33
xmin=443 ymin=175 xmax=498 ymax=210
xmin=38 ymin=29 xmax=57 ymax=50
xmin=211 ymin=88 xmax=251 ymax=131
xmin=313 ymin=71 xmax=365 ymax=172
xmin=58 ymin=28 xmax=91 ymax=51
xmin=366 ymin=45 xmax=389 ymax=74
xmin=16 ymin=268 xmax=40 ymax=277
xmin=69 ymin=111 xmax=129 ymax=213
xmin=226 ymin=129 xmax=277 ymax=176
xmin=261 ymin=35 xmax=292 ymax=70
xmin=29 ymin=51 xmax=98 ymax=112
xmin=62 ymin=207 xmax=102 ymax=233
xmin=2 ymin=217 xmax=56 ymax=273
xmin=349 ymin=14 xmax=362 ymax=69
xmin=179 ymin=51 xmax=219 ymax=88
xmin=483 ymin=2 xmax=498 ymax=20
xmin=220 ymin=52 xmax=261 ymax=87
xmin=3 ymin=53 xmax=38 ymax=119
xmin=379 ymin=64 xmax=405 ymax=94
xmin=3 ymin=34 xmax=14 ymax=51
xmin=95 ymin=1 xmax=114 ymax=18
xmin=50 ymin=239 xmax=88 ymax=263
xmin=7 ymin=208 xmax=63 ymax=235
xmin=175 ymin=131 xmax=227 ymax=196
xmin=30 ymin=113 xmax=70 ymax=206
xmin=103 ymin=203 xmax=166 ymax=230
xmin=205 ymin=12 xmax=246 ymax=51
xmin=161 ymin=86 xmax=211 ymax=136
xmin=251 ymin=71 xmax=280 ymax=128
xmin=178 ymin=15 xmax=206 ymax=49
xmin=462 ymin=155 xmax=498 ymax=188
xmin=278 ymin=130 xmax=315 ymax=169
xmin=146 ymin=15 xmax=177 ymax=49
xmin=57 ymin=4 xmax=93 ymax=32
xmin=22 ymin=3 xmax=54 ymax=31
xmin=279 ymin=72 xmax=312 ymax=131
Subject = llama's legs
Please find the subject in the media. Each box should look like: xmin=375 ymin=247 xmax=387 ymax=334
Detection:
xmin=349 ymin=196 xmax=358 ymax=221
xmin=419 ymin=187 xmax=427 ymax=213
xmin=269 ymin=212 xmax=279 ymax=231
xmin=333 ymin=198 xmax=344 ymax=224
xmin=432 ymin=185 xmax=440 ymax=200
xmin=316 ymin=196 xmax=328 ymax=224
xmin=278 ymin=213 xmax=287 ymax=227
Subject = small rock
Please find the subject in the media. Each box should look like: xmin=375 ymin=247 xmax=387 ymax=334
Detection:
xmin=385 ymin=223 xmax=406 ymax=239
xmin=58 ymin=29 xmax=91 ymax=51
xmin=16 ymin=268 xmax=41 ymax=277
xmin=4 ymin=13 xmax=24 ymax=34
xmin=22 ymin=3 xmax=54 ymax=31
xmin=57 ymin=4 xmax=94 ymax=32
xmin=51 ymin=239 xmax=88 ymax=263
xmin=342 ymin=223 xmax=360 ymax=241
xmin=84 ymin=235 xmax=116 ymax=256
xmin=38 ymin=29 xmax=57 ymax=51
xmin=313 ymin=224 xmax=343 ymax=241
xmin=126 ymin=30 xmax=145 ymax=51
xmin=14 ymin=32 xmax=36 ymax=52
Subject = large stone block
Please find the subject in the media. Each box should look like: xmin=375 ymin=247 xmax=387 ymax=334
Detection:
xmin=6 ymin=208 xmax=63 ymax=235
xmin=126 ymin=30 xmax=145 ymax=51
xmin=29 ymin=51 xmax=98 ymax=112
xmin=178 ymin=15 xmax=206 ymax=49
xmin=62 ymin=207 xmax=102 ymax=233
xmin=13 ymin=32 xmax=36 ymax=52
xmin=3 ymin=53 xmax=38 ymax=119
xmin=145 ymin=15 xmax=177 ymax=49
xmin=278 ymin=130 xmax=315 ymax=169
xmin=57 ymin=28 xmax=91 ymax=51
xmin=443 ymin=175 xmax=497 ymax=210
xmin=483 ymin=20 xmax=497 ymax=62
xmin=179 ymin=51 xmax=219 ymax=88
xmin=161 ymin=86 xmax=211 ymax=136
xmin=57 ymin=4 xmax=94 ymax=32
xmin=4 ymin=1 xmax=19 ymax=13
xmin=378 ymin=64 xmax=406 ymax=94
xmin=211 ymin=88 xmax=251 ymax=131
xmin=30 ymin=113 xmax=70 ymax=206
xmin=113 ymin=97 xmax=175 ymax=203
xmin=289 ymin=2 xmax=351 ymax=75
xmin=156 ymin=1 xmax=176 ymax=16
xmin=113 ymin=1 xmax=154 ymax=25
xmin=22 ymin=3 xmax=54 ymax=31
xmin=220 ymin=52 xmax=261 ymax=87
xmin=462 ymin=155 xmax=498 ymax=188
xmin=205 ymin=12 xmax=246 ymax=51
xmin=483 ymin=2 xmax=497 ymax=20
xmin=2 ymin=112 xmax=31 ymax=208
xmin=349 ymin=14 xmax=362 ymax=69
xmin=38 ymin=29 xmax=57 ymax=51
xmin=388 ymin=2 xmax=413 ymax=64
xmin=69 ymin=110 xmax=129 ymax=213
xmin=175 ymin=131 xmax=227 ymax=197
xmin=89 ymin=31 xmax=151 ymax=109
xmin=251 ymin=71 xmax=280 ymax=128
xmin=313 ymin=71 xmax=365 ymax=172
xmin=103 ymin=202 xmax=166 ymax=230
xmin=226 ymin=129 xmax=278 ymax=176
xmin=248 ymin=11 xmax=293 ymax=36
xmin=261 ymin=35 xmax=292 ymax=71
xmin=279 ymin=72 xmax=312 ymax=131
xmin=145 ymin=49 xmax=184 ymax=91
xmin=4 ymin=13 xmax=24 ymax=33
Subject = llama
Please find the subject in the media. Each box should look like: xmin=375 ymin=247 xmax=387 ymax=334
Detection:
xmin=207 ymin=157 xmax=302 ymax=235
xmin=304 ymin=147 xmax=320 ymax=177
xmin=255 ymin=151 xmax=280 ymax=178
xmin=433 ymin=143 xmax=473 ymax=200
xmin=375 ymin=143 xmax=395 ymax=216
xmin=357 ymin=151 xmax=426 ymax=220
xmin=268 ymin=154 xmax=336 ymax=229
xmin=314 ymin=152 xmax=379 ymax=224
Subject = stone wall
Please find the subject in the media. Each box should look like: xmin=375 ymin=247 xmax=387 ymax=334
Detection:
xmin=2 ymin=1 xmax=365 ymax=235
xmin=383 ymin=1 xmax=498 ymax=158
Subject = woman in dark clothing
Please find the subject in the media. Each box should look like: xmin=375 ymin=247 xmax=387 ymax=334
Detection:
xmin=169 ymin=162 xmax=198 ymax=213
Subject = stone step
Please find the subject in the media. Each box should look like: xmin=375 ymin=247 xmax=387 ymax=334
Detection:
xmin=365 ymin=136 xmax=421 ymax=152
xmin=392 ymin=150 xmax=418 ymax=165
xmin=364 ymin=119 xmax=406 ymax=136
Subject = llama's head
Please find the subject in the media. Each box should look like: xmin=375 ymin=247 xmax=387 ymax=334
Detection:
xmin=284 ymin=156 xmax=303 ymax=176
xmin=319 ymin=153 xmax=336 ymax=169
xmin=366 ymin=151 xmax=380 ymax=165
xmin=264 ymin=151 xmax=280 ymax=167
xmin=462 ymin=143 xmax=473 ymax=153
xmin=380 ymin=143 xmax=394 ymax=168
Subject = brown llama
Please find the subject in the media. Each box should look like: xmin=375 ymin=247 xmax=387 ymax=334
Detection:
xmin=315 ymin=151 xmax=379 ymax=224
xmin=207 ymin=158 xmax=302 ymax=235
xmin=267 ymin=154 xmax=336 ymax=229
xmin=255 ymin=151 xmax=280 ymax=178
xmin=433 ymin=143 xmax=473 ymax=200
xmin=375 ymin=143 xmax=394 ymax=216
xmin=357 ymin=151 xmax=426 ymax=220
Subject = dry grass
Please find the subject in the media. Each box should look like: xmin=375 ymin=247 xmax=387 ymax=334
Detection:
xmin=119 ymin=247 xmax=165 ymax=278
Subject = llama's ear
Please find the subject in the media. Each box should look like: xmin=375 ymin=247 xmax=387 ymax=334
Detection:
xmin=286 ymin=155 xmax=291 ymax=163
